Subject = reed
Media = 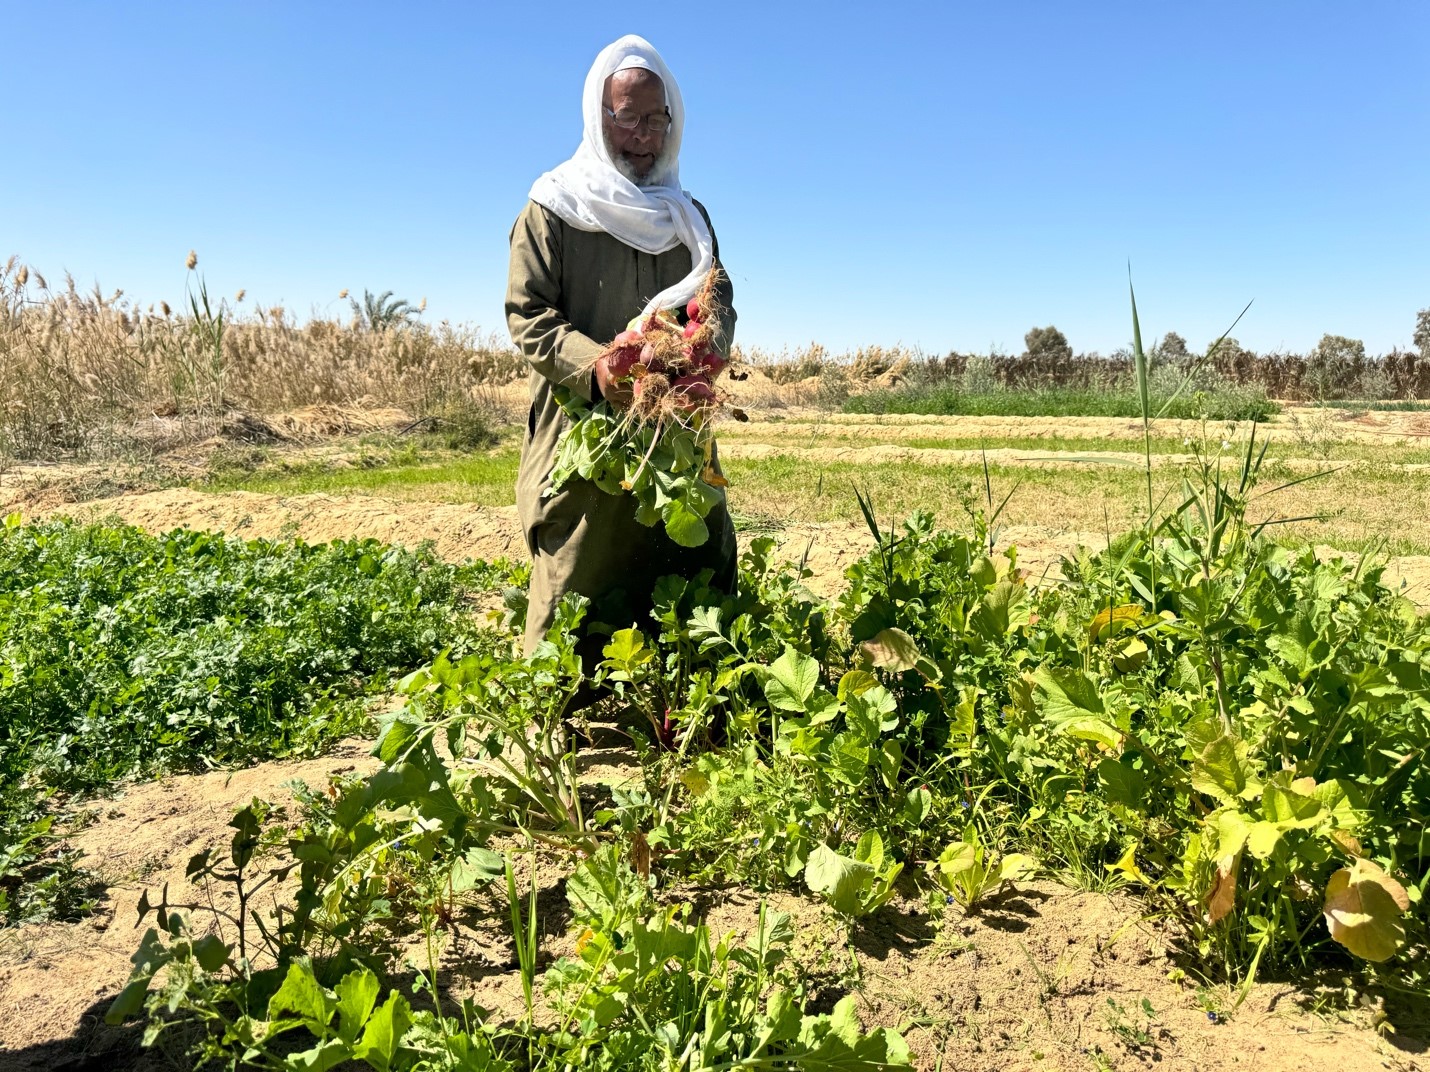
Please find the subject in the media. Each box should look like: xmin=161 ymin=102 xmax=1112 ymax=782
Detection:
xmin=0 ymin=256 xmax=526 ymax=460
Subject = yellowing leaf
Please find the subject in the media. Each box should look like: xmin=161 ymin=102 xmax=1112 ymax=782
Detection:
xmin=602 ymin=628 xmax=651 ymax=667
xmin=1105 ymin=844 xmax=1148 ymax=884
xmin=1330 ymin=829 xmax=1365 ymax=857
xmin=1206 ymin=854 xmax=1239 ymax=924
xmin=1209 ymin=810 xmax=1250 ymax=859
xmin=1087 ymin=603 xmax=1143 ymax=644
xmin=679 ymin=769 xmax=711 ymax=796
xmin=860 ymin=628 xmax=921 ymax=673
xmin=701 ymin=467 xmax=729 ymax=488
xmin=837 ymin=670 xmax=879 ymax=701
xmin=1323 ymin=859 xmax=1411 ymax=962
xmin=937 ymin=841 xmax=979 ymax=878
xmin=1111 ymin=636 xmax=1149 ymax=673
xmin=1262 ymin=779 xmax=1323 ymax=828
xmin=1061 ymin=717 xmax=1124 ymax=749
xmin=997 ymin=852 xmax=1037 ymax=883
xmin=1246 ymin=821 xmax=1283 ymax=860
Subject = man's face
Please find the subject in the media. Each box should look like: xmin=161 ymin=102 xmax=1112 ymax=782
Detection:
xmin=602 ymin=68 xmax=669 ymax=184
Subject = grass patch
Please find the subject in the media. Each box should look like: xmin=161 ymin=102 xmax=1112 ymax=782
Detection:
xmin=721 ymin=454 xmax=1430 ymax=557
xmin=207 ymin=447 xmax=521 ymax=504
xmin=843 ymin=385 xmax=1277 ymax=421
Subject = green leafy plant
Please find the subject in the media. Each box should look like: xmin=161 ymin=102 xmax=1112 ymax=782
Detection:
xmin=548 ymin=392 xmax=724 ymax=547
xmin=1103 ymin=996 xmax=1162 ymax=1055
xmin=934 ymin=827 xmax=1037 ymax=910
xmin=803 ymin=832 xmax=903 ymax=918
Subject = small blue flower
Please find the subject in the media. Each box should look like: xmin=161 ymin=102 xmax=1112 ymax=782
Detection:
xmin=1207 ymin=1012 xmax=1219 ymax=1023
xmin=751 ymin=837 xmax=760 ymax=847
xmin=944 ymin=894 xmax=954 ymax=905
xmin=959 ymin=800 xmax=970 ymax=811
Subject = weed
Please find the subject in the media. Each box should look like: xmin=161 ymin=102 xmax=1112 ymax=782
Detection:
xmin=1103 ymin=997 xmax=1163 ymax=1054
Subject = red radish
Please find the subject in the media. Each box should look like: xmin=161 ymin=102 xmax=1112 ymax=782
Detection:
xmin=690 ymin=350 xmax=727 ymax=378
xmin=670 ymin=374 xmax=717 ymax=410
xmin=686 ymin=297 xmax=701 ymax=321
xmin=636 ymin=338 xmax=668 ymax=374
xmin=612 ymin=329 xmax=643 ymax=348
xmin=604 ymin=347 xmax=641 ymax=378
xmin=683 ymin=319 xmax=702 ymax=340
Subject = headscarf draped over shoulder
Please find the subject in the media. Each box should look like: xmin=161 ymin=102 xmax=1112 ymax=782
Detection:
xmin=528 ymin=34 xmax=714 ymax=320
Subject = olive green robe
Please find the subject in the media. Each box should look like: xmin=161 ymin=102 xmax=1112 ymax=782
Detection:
xmin=506 ymin=199 xmax=738 ymax=660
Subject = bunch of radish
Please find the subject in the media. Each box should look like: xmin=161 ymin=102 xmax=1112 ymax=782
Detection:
xmin=600 ymin=272 xmax=729 ymax=421
xmin=546 ymin=269 xmax=738 ymax=548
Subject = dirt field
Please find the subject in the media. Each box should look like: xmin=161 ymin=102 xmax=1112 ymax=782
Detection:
xmin=3 ymin=407 xmax=1429 ymax=1070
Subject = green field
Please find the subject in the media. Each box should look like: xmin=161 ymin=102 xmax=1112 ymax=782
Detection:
xmin=4 ymin=476 xmax=1427 ymax=1068
xmin=7 ymin=386 xmax=1430 ymax=1069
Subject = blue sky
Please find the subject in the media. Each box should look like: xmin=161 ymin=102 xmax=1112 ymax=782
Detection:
xmin=6 ymin=1 xmax=1427 ymax=357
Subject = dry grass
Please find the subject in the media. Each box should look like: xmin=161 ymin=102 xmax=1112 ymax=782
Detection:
xmin=0 ymin=256 xmax=527 ymax=460
xmin=734 ymin=342 xmax=918 ymax=386
xmin=726 ymin=342 xmax=920 ymax=410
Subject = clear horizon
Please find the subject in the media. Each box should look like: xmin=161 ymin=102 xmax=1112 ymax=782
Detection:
xmin=6 ymin=1 xmax=1427 ymax=358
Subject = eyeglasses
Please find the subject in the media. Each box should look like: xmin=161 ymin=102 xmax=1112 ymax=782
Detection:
xmin=603 ymin=107 xmax=672 ymax=135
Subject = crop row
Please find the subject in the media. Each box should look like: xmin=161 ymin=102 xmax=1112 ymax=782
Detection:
xmin=95 ymin=451 xmax=1428 ymax=1067
xmin=0 ymin=513 xmax=514 ymax=924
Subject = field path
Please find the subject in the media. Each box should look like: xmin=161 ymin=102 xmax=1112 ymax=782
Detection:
xmin=721 ymin=441 xmax=1430 ymax=473
xmin=719 ymin=405 xmax=1430 ymax=443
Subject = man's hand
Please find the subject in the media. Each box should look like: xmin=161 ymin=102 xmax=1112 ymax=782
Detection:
xmin=595 ymin=354 xmax=635 ymax=409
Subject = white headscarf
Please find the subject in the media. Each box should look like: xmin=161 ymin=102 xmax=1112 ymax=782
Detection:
xmin=528 ymin=34 xmax=714 ymax=319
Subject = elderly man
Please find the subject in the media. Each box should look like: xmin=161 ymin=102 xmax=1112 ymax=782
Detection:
xmin=507 ymin=35 xmax=737 ymax=671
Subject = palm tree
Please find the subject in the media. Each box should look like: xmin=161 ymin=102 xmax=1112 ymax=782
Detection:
xmin=350 ymin=289 xmax=419 ymax=332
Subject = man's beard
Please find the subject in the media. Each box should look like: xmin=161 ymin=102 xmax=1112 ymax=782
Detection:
xmin=606 ymin=136 xmax=672 ymax=186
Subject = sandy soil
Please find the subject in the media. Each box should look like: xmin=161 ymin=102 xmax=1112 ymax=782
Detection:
xmin=1 ymin=734 xmax=1423 ymax=1071
xmin=0 ymin=741 xmax=381 ymax=1070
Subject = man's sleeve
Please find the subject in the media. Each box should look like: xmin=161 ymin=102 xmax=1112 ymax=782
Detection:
xmin=506 ymin=201 xmax=602 ymax=402
xmin=694 ymin=199 xmax=737 ymax=353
